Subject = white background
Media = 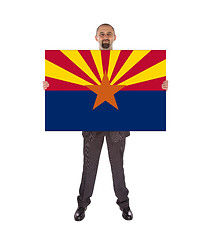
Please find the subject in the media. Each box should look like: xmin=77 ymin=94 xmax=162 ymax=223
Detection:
xmin=0 ymin=0 xmax=211 ymax=239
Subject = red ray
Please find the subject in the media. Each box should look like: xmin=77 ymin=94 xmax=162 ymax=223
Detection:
xmin=121 ymin=77 xmax=166 ymax=91
xmin=109 ymin=50 xmax=133 ymax=82
xmin=78 ymin=50 xmax=102 ymax=82
xmin=101 ymin=50 xmax=110 ymax=74
xmin=45 ymin=77 xmax=90 ymax=91
xmin=114 ymin=50 xmax=166 ymax=85
xmin=45 ymin=50 xmax=97 ymax=85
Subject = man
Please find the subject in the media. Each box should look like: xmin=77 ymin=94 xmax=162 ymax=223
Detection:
xmin=76 ymin=24 xmax=134 ymax=222
xmin=43 ymin=23 xmax=168 ymax=221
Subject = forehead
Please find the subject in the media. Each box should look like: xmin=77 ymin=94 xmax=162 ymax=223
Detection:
xmin=97 ymin=25 xmax=114 ymax=34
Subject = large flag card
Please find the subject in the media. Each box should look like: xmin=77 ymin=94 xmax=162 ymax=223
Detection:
xmin=45 ymin=50 xmax=166 ymax=131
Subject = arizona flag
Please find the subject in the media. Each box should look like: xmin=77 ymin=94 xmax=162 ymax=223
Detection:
xmin=45 ymin=50 xmax=166 ymax=131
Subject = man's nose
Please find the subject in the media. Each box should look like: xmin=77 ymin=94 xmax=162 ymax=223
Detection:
xmin=102 ymin=35 xmax=107 ymax=39
xmin=103 ymin=34 xmax=110 ymax=39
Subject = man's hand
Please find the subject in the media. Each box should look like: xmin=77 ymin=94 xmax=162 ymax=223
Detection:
xmin=43 ymin=81 xmax=49 ymax=90
xmin=162 ymin=80 xmax=168 ymax=91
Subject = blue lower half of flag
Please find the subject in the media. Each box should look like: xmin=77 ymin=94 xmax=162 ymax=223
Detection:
xmin=45 ymin=91 xmax=166 ymax=131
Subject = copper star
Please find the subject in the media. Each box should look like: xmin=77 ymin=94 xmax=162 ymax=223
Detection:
xmin=86 ymin=72 xmax=125 ymax=110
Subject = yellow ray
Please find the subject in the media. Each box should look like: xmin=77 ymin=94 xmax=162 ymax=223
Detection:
xmin=119 ymin=59 xmax=166 ymax=86
xmin=107 ymin=50 xmax=121 ymax=80
xmin=45 ymin=60 xmax=93 ymax=86
xmin=60 ymin=50 xmax=101 ymax=85
xmin=111 ymin=50 xmax=151 ymax=85
xmin=90 ymin=50 xmax=104 ymax=80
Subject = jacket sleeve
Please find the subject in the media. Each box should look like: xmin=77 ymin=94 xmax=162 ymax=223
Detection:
xmin=110 ymin=131 xmax=130 ymax=142
xmin=82 ymin=131 xmax=96 ymax=141
xmin=120 ymin=131 xmax=130 ymax=138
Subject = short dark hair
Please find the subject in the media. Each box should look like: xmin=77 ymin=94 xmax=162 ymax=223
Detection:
xmin=96 ymin=23 xmax=115 ymax=36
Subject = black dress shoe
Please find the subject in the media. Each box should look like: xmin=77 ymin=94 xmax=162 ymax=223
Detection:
xmin=121 ymin=207 xmax=133 ymax=220
xmin=74 ymin=207 xmax=86 ymax=221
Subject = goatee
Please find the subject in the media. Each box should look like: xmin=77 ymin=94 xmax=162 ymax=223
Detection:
xmin=102 ymin=43 xmax=110 ymax=49
xmin=102 ymin=40 xmax=110 ymax=49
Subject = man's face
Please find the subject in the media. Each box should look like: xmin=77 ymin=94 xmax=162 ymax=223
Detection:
xmin=95 ymin=25 xmax=116 ymax=50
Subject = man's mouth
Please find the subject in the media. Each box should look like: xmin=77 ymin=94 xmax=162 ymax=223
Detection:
xmin=102 ymin=40 xmax=110 ymax=48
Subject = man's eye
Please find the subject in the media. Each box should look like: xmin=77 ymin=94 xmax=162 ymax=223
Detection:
xmin=100 ymin=33 xmax=104 ymax=37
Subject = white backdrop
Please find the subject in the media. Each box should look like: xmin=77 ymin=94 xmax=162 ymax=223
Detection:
xmin=0 ymin=0 xmax=211 ymax=239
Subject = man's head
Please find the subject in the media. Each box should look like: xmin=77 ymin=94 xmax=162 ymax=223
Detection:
xmin=95 ymin=23 xmax=116 ymax=50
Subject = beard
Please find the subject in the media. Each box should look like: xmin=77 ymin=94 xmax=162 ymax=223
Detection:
xmin=101 ymin=40 xmax=110 ymax=49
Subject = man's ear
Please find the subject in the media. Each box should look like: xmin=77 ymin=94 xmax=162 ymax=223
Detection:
xmin=114 ymin=35 xmax=116 ymax=41
xmin=95 ymin=35 xmax=98 ymax=41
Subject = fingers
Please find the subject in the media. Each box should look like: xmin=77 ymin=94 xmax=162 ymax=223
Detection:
xmin=162 ymin=80 xmax=168 ymax=90
xmin=162 ymin=84 xmax=167 ymax=90
xmin=43 ymin=81 xmax=49 ymax=90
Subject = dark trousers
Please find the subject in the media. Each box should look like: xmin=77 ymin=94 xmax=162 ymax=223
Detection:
xmin=77 ymin=131 xmax=129 ymax=209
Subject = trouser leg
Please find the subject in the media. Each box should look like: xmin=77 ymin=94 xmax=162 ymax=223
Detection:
xmin=106 ymin=134 xmax=129 ymax=209
xmin=77 ymin=133 xmax=104 ymax=208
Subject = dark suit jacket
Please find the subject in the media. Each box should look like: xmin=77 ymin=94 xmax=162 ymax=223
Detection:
xmin=82 ymin=131 xmax=130 ymax=142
